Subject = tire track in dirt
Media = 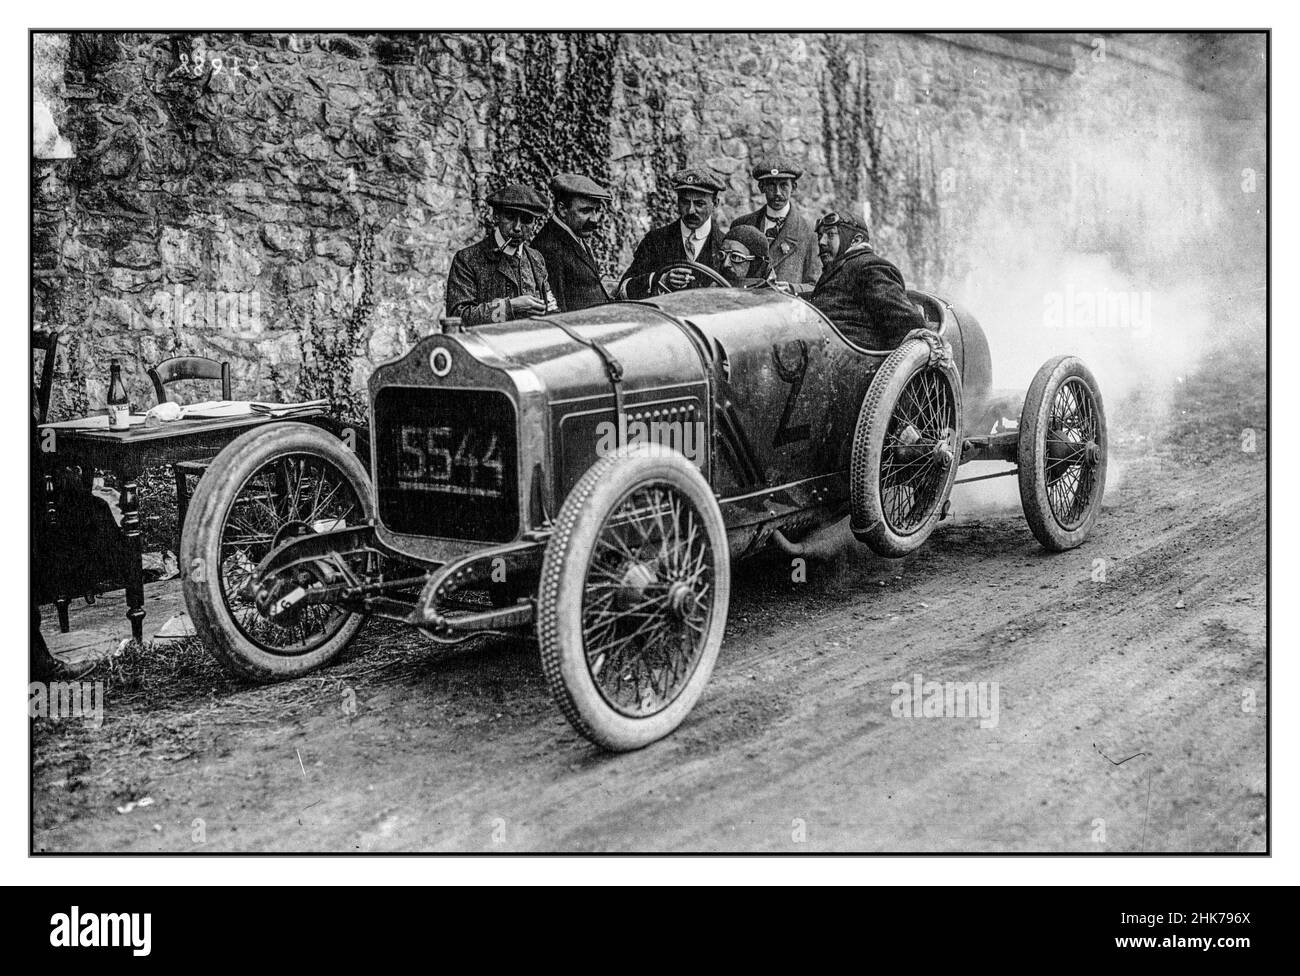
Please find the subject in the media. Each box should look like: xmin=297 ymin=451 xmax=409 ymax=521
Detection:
xmin=32 ymin=448 xmax=1265 ymax=853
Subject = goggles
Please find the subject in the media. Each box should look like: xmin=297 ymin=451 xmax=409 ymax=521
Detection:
xmin=814 ymin=211 xmax=868 ymax=236
xmin=720 ymin=249 xmax=756 ymax=265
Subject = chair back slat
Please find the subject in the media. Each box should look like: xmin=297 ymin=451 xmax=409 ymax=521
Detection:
xmin=33 ymin=330 xmax=59 ymax=424
xmin=148 ymin=356 xmax=232 ymax=404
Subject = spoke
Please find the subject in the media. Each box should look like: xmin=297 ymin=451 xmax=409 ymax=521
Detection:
xmin=1045 ymin=379 xmax=1100 ymax=528
xmin=284 ymin=457 xmax=304 ymax=521
xmin=250 ymin=471 xmax=281 ymax=526
xmin=213 ymin=453 xmax=362 ymax=656
xmin=880 ymin=369 xmax=952 ymax=534
xmin=581 ymin=482 xmax=714 ymax=717
xmin=303 ymin=479 xmax=345 ymax=526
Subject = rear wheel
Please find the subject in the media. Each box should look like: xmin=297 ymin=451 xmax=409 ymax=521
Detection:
xmin=850 ymin=335 xmax=963 ymax=557
xmin=537 ymin=443 xmax=730 ymax=751
xmin=181 ymin=422 xmax=373 ymax=681
xmin=1018 ymin=356 xmax=1107 ymax=550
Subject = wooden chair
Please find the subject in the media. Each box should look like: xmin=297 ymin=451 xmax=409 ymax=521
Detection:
xmin=33 ymin=329 xmax=59 ymax=424
xmin=147 ymin=357 xmax=233 ymax=550
xmin=33 ymin=330 xmax=108 ymax=630
xmin=33 ymin=330 xmax=69 ymax=629
xmin=148 ymin=356 xmax=231 ymax=405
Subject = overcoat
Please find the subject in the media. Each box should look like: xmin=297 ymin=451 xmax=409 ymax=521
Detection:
xmin=530 ymin=218 xmax=610 ymax=312
xmin=445 ymin=235 xmax=557 ymax=326
xmin=618 ymin=220 xmax=727 ymax=299
xmin=809 ymin=247 xmax=926 ymax=349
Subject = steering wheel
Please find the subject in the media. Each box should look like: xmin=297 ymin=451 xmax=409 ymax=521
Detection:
xmin=652 ymin=260 xmax=731 ymax=294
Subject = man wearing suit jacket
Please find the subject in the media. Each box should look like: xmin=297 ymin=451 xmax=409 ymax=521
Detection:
xmin=809 ymin=210 xmax=926 ymax=350
xmin=618 ymin=167 xmax=727 ymax=299
xmin=445 ymin=183 xmax=558 ymax=326
xmin=730 ymin=160 xmax=821 ymax=294
xmin=530 ymin=172 xmax=613 ymax=312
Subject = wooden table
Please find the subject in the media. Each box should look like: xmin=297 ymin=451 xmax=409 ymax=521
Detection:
xmin=39 ymin=410 xmax=330 ymax=643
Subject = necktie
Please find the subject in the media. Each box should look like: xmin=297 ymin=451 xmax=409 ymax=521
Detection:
xmin=765 ymin=217 xmax=784 ymax=245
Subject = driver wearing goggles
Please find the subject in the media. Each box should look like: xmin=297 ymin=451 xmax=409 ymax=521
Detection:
xmin=808 ymin=210 xmax=926 ymax=349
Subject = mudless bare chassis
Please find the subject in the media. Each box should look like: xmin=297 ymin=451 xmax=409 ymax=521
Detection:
xmin=182 ymin=286 xmax=1106 ymax=750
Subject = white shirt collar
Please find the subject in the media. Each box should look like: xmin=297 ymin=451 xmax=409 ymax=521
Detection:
xmin=764 ymin=203 xmax=791 ymax=222
xmin=682 ymin=218 xmax=712 ymax=246
xmin=494 ymin=228 xmax=521 ymax=256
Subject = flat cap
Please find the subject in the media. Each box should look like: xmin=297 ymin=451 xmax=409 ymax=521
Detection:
xmin=550 ymin=172 xmax=611 ymax=201
xmin=722 ymin=224 xmax=770 ymax=261
xmin=751 ymin=160 xmax=804 ymax=182
xmin=671 ymin=167 xmax=725 ymax=194
xmin=487 ymin=183 xmax=548 ymax=216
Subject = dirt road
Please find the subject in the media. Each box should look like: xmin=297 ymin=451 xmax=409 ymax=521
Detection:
xmin=32 ymin=343 xmax=1267 ymax=853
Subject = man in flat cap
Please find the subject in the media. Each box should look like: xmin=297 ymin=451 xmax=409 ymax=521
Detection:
xmin=730 ymin=160 xmax=821 ymax=294
xmin=808 ymin=210 xmax=925 ymax=349
xmin=445 ymin=183 xmax=558 ymax=326
xmin=530 ymin=173 xmax=612 ymax=312
xmin=618 ymin=167 xmax=727 ymax=299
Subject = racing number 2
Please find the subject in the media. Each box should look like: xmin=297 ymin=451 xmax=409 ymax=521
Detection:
xmin=772 ymin=339 xmax=811 ymax=447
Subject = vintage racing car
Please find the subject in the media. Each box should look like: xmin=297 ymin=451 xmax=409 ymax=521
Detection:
xmin=181 ymin=267 xmax=1107 ymax=751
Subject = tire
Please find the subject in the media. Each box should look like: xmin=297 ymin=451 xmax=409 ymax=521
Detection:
xmin=536 ymin=442 xmax=730 ymax=751
xmin=181 ymin=422 xmax=374 ymax=681
xmin=1018 ymin=356 xmax=1107 ymax=551
xmin=850 ymin=335 xmax=963 ymax=557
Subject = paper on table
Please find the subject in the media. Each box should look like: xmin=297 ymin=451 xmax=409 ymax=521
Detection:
xmin=181 ymin=399 xmax=329 ymax=419
xmin=249 ymin=399 xmax=330 ymax=417
xmin=180 ymin=400 xmax=254 ymax=419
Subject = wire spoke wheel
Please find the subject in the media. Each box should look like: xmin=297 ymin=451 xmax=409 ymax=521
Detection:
xmin=879 ymin=368 xmax=958 ymax=535
xmin=581 ymin=484 xmax=716 ymax=718
xmin=182 ymin=423 xmax=374 ymax=681
xmin=538 ymin=444 xmax=730 ymax=752
xmin=851 ymin=335 xmax=963 ymax=557
xmin=217 ymin=453 xmax=366 ymax=656
xmin=1042 ymin=378 xmax=1101 ymax=529
xmin=1018 ymin=356 xmax=1107 ymax=551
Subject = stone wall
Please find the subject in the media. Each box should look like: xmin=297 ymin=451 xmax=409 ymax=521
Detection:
xmin=32 ymin=31 xmax=1264 ymax=420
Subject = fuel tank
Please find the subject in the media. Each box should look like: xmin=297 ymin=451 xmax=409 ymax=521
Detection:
xmin=458 ymin=303 xmax=713 ymax=500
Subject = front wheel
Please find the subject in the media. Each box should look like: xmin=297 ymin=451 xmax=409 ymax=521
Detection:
xmin=181 ymin=422 xmax=374 ymax=681
xmin=1017 ymin=356 xmax=1107 ymax=550
xmin=537 ymin=443 xmax=730 ymax=751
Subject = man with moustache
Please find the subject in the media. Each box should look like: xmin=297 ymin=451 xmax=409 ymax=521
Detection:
xmin=730 ymin=160 xmax=821 ymax=293
xmin=445 ymin=183 xmax=558 ymax=326
xmin=618 ymin=167 xmax=727 ymax=299
xmin=530 ymin=172 xmax=613 ymax=312
xmin=808 ymin=210 xmax=926 ymax=349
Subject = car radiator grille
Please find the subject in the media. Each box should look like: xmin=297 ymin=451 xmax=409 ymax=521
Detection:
xmin=374 ymin=387 xmax=519 ymax=543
